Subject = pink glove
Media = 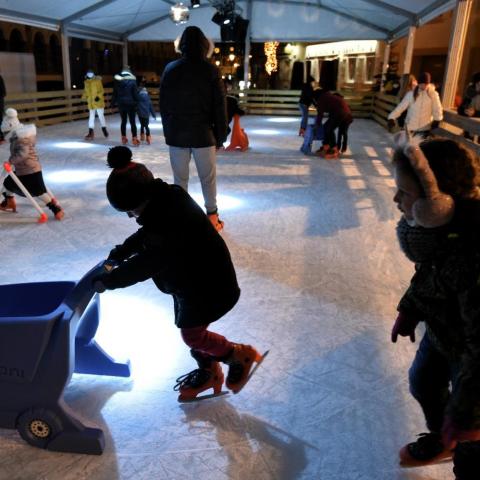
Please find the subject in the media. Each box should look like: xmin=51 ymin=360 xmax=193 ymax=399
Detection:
xmin=441 ymin=416 xmax=480 ymax=450
xmin=391 ymin=311 xmax=419 ymax=343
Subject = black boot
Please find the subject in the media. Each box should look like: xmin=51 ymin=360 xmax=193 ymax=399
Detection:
xmin=46 ymin=201 xmax=64 ymax=220
xmin=102 ymin=127 xmax=109 ymax=138
xmin=84 ymin=128 xmax=94 ymax=140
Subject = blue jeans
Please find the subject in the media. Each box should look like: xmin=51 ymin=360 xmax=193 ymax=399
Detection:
xmin=298 ymin=103 xmax=310 ymax=130
xmin=409 ymin=333 xmax=480 ymax=479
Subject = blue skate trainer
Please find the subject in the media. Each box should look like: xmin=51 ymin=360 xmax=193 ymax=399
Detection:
xmin=0 ymin=261 xmax=131 ymax=455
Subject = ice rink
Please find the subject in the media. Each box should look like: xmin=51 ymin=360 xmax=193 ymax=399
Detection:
xmin=0 ymin=115 xmax=453 ymax=479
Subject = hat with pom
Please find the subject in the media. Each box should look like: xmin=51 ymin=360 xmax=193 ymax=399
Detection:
xmin=1 ymin=108 xmax=21 ymax=133
xmin=106 ymin=146 xmax=154 ymax=211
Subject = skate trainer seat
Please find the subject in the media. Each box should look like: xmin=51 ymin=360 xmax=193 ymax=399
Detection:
xmin=0 ymin=262 xmax=131 ymax=455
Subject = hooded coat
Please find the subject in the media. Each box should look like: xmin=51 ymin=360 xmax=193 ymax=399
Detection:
xmin=159 ymin=26 xmax=228 ymax=148
xmin=112 ymin=71 xmax=140 ymax=108
xmin=100 ymin=178 xmax=240 ymax=328
xmin=82 ymin=76 xmax=105 ymax=110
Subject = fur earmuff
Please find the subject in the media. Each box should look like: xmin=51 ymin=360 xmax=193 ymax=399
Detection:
xmin=403 ymin=143 xmax=455 ymax=228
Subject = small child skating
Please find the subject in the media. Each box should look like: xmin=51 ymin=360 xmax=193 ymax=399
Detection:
xmin=93 ymin=146 xmax=266 ymax=402
xmin=137 ymin=83 xmax=156 ymax=144
xmin=0 ymin=108 xmax=64 ymax=220
xmin=390 ymin=137 xmax=480 ymax=479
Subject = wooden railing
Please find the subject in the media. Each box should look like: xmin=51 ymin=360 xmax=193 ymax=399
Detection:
xmin=4 ymin=88 xmax=160 ymax=127
xmin=3 ymin=87 xmax=479 ymax=156
xmin=238 ymin=89 xmax=373 ymax=118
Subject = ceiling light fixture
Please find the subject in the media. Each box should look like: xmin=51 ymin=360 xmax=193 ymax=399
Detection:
xmin=170 ymin=3 xmax=190 ymax=24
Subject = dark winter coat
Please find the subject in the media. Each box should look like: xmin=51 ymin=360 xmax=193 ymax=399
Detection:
xmin=137 ymin=88 xmax=156 ymax=119
xmin=112 ymin=72 xmax=140 ymax=109
xmin=396 ymin=200 xmax=480 ymax=429
xmin=458 ymin=84 xmax=480 ymax=118
xmin=0 ymin=75 xmax=5 ymax=100
xmin=159 ymin=28 xmax=227 ymax=148
xmin=101 ymin=179 xmax=240 ymax=328
xmin=299 ymin=81 xmax=314 ymax=107
xmin=313 ymin=90 xmax=353 ymax=125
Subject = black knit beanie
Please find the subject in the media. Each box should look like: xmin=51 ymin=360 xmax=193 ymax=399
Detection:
xmin=106 ymin=146 xmax=154 ymax=211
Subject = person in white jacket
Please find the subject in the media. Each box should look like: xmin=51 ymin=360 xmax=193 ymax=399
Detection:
xmin=388 ymin=72 xmax=443 ymax=137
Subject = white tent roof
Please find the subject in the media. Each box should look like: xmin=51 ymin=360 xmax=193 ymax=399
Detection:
xmin=0 ymin=0 xmax=455 ymax=43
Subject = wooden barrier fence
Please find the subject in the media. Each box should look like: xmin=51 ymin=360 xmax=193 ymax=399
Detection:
xmin=3 ymin=87 xmax=479 ymax=156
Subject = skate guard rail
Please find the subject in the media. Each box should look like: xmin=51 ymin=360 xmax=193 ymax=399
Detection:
xmin=236 ymin=89 xmax=373 ymax=118
xmin=4 ymin=88 xmax=159 ymax=128
xmin=372 ymin=93 xmax=480 ymax=156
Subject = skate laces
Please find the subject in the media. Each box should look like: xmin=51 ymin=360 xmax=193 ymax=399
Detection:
xmin=174 ymin=368 xmax=211 ymax=391
xmin=408 ymin=432 xmax=445 ymax=460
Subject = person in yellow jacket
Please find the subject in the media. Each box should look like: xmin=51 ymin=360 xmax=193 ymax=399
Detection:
xmin=82 ymin=70 xmax=108 ymax=140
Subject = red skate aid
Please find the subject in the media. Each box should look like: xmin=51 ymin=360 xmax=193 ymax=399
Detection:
xmin=225 ymin=114 xmax=249 ymax=152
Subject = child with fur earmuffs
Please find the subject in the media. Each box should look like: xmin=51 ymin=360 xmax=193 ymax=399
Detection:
xmin=390 ymin=136 xmax=480 ymax=479
xmin=0 ymin=108 xmax=64 ymax=219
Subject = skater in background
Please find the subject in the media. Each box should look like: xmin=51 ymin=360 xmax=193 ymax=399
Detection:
xmin=160 ymin=26 xmax=228 ymax=232
xmin=0 ymin=71 xmax=6 ymax=144
xmin=0 ymin=108 xmax=64 ymax=219
xmin=390 ymin=137 xmax=480 ymax=478
xmin=81 ymin=69 xmax=109 ymax=140
xmin=112 ymin=67 xmax=140 ymax=146
xmin=93 ymin=146 xmax=264 ymax=402
xmin=388 ymin=72 xmax=443 ymax=138
xmin=313 ymin=89 xmax=353 ymax=159
xmin=298 ymin=75 xmax=316 ymax=137
xmin=137 ymin=80 xmax=156 ymax=144
xmin=458 ymin=72 xmax=480 ymax=142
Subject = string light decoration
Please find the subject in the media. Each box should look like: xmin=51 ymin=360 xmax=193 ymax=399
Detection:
xmin=264 ymin=41 xmax=279 ymax=75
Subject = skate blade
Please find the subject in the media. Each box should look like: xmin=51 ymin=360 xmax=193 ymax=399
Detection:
xmin=178 ymin=390 xmax=229 ymax=403
xmin=399 ymin=450 xmax=452 ymax=468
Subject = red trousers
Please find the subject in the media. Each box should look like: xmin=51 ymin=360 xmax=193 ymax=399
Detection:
xmin=180 ymin=324 xmax=233 ymax=359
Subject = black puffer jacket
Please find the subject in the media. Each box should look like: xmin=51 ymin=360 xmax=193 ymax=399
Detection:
xmin=159 ymin=26 xmax=227 ymax=148
xmin=397 ymin=199 xmax=480 ymax=429
xmin=112 ymin=71 xmax=140 ymax=108
xmin=101 ymin=179 xmax=240 ymax=328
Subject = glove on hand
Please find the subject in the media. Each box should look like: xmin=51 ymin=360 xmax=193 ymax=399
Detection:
xmin=94 ymin=96 xmax=100 ymax=102
xmin=387 ymin=119 xmax=396 ymax=131
xmin=108 ymin=245 xmax=128 ymax=262
xmin=298 ymin=128 xmax=305 ymax=137
xmin=431 ymin=120 xmax=440 ymax=130
xmin=442 ymin=416 xmax=480 ymax=450
xmin=391 ymin=311 xmax=420 ymax=343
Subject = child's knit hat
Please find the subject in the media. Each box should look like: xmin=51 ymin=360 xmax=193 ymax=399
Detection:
xmin=106 ymin=146 xmax=155 ymax=211
xmin=1 ymin=108 xmax=21 ymax=133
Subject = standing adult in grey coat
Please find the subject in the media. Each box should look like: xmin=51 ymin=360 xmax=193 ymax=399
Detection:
xmin=160 ymin=26 xmax=228 ymax=232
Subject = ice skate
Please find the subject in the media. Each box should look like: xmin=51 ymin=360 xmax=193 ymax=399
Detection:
xmin=84 ymin=128 xmax=94 ymax=141
xmin=121 ymin=136 xmax=128 ymax=145
xmin=174 ymin=361 xmax=227 ymax=403
xmin=146 ymin=135 xmax=152 ymax=145
xmin=323 ymin=146 xmax=339 ymax=159
xmin=208 ymin=212 xmax=224 ymax=232
xmin=225 ymin=344 xmax=269 ymax=394
xmin=140 ymin=133 xmax=145 ymax=142
xmin=399 ymin=432 xmax=452 ymax=467
xmin=102 ymin=127 xmax=109 ymax=138
xmin=46 ymin=200 xmax=64 ymax=221
xmin=315 ymin=144 xmax=329 ymax=156
xmin=131 ymin=136 xmax=140 ymax=146
xmin=0 ymin=195 xmax=17 ymax=213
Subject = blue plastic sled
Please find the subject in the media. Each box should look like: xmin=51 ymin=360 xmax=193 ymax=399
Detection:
xmin=300 ymin=123 xmax=324 ymax=155
xmin=0 ymin=262 xmax=131 ymax=455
